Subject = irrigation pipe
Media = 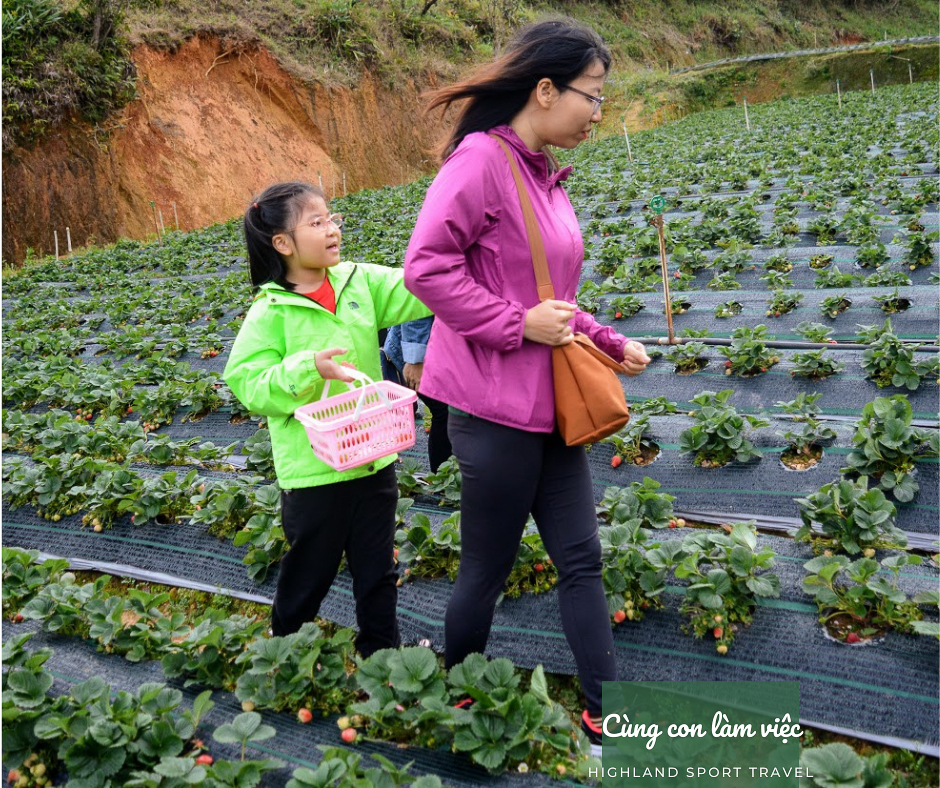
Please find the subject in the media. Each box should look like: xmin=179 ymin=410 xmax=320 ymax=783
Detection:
xmin=637 ymin=336 xmax=940 ymax=352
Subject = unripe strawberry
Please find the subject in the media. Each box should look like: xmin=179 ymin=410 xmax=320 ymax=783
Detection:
xmin=337 ymin=716 xmax=351 ymax=730
xmin=297 ymin=708 xmax=313 ymax=724
xmin=676 ymin=518 xmax=686 ymax=527
xmin=625 ymin=609 xmax=636 ymax=620
xmin=613 ymin=610 xmax=626 ymax=624
xmin=93 ymin=524 xmax=103 ymax=533
xmin=341 ymin=727 xmax=358 ymax=744
xmin=713 ymin=614 xmax=722 ymax=623
xmin=862 ymin=548 xmax=876 ymax=558
xmin=556 ymin=764 xmax=567 ymax=776
xmin=241 ymin=700 xmax=256 ymax=712
xmin=716 ymin=644 xmax=728 ymax=655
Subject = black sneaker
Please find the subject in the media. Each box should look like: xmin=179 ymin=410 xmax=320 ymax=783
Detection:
xmin=581 ymin=710 xmax=602 ymax=757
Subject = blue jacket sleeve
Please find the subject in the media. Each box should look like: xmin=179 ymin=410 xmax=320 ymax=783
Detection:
xmin=400 ymin=316 xmax=434 ymax=364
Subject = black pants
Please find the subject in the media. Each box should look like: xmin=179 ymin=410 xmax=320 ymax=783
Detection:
xmin=444 ymin=412 xmax=617 ymax=715
xmin=272 ymin=465 xmax=400 ymax=657
xmin=381 ymin=352 xmax=452 ymax=472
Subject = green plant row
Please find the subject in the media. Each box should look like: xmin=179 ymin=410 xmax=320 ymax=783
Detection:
xmin=2 ymin=550 xmax=592 ymax=779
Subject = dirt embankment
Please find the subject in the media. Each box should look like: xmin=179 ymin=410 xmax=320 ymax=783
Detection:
xmin=2 ymin=35 xmax=447 ymax=264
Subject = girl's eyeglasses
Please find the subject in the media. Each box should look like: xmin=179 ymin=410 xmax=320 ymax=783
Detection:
xmin=290 ymin=213 xmax=343 ymax=232
xmin=558 ymin=84 xmax=605 ymax=110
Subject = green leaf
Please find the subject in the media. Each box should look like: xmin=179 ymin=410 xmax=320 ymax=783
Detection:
xmin=800 ymin=743 xmax=865 ymax=788
xmin=529 ymin=665 xmax=550 ymax=705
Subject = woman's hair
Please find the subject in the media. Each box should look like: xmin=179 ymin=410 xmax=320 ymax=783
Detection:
xmin=244 ymin=181 xmax=325 ymax=289
xmin=425 ymin=18 xmax=611 ymax=160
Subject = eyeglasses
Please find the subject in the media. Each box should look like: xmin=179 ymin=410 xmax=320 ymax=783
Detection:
xmin=289 ymin=213 xmax=343 ymax=232
xmin=558 ymin=84 xmax=605 ymax=110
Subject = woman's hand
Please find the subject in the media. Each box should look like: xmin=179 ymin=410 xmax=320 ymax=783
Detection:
xmin=403 ymin=362 xmax=423 ymax=390
xmin=621 ymin=340 xmax=651 ymax=376
xmin=315 ymin=348 xmax=357 ymax=382
xmin=524 ymin=300 xmax=576 ymax=346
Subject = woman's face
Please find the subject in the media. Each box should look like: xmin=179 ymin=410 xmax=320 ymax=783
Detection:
xmin=543 ymin=59 xmax=606 ymax=149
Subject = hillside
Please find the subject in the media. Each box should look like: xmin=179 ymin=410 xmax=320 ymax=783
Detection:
xmin=2 ymin=0 xmax=937 ymax=264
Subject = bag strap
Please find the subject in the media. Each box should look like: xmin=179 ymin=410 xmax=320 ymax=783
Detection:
xmin=490 ymin=135 xmax=555 ymax=302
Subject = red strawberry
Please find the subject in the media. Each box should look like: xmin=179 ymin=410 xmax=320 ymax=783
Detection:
xmin=724 ymin=360 xmax=732 ymax=368
xmin=14 ymin=613 xmax=23 ymax=623
xmin=297 ymin=708 xmax=313 ymax=724
xmin=845 ymin=632 xmax=861 ymax=644
xmin=613 ymin=610 xmax=626 ymax=624
xmin=615 ymin=312 xmax=622 ymax=319
xmin=713 ymin=627 xmax=724 ymax=639
xmin=341 ymin=727 xmax=358 ymax=744
xmin=611 ymin=455 xmax=622 ymax=468
xmin=196 ymin=754 xmax=213 ymax=766
xmin=8 ymin=770 xmax=20 ymax=784
xmin=673 ymin=271 xmax=680 ymax=279
xmin=668 ymin=519 xmax=677 ymax=528
xmin=534 ymin=563 xmax=544 ymax=573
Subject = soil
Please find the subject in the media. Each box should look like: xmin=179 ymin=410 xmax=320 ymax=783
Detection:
xmin=632 ymin=442 xmax=662 ymax=466
xmin=781 ymin=444 xmax=823 ymax=470
xmin=675 ymin=358 xmax=708 ymax=375
xmin=2 ymin=35 xmax=447 ymax=264
xmin=880 ymin=297 xmax=911 ymax=313
xmin=822 ymin=612 xmax=888 ymax=645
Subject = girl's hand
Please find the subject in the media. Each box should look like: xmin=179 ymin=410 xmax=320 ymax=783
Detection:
xmin=524 ymin=300 xmax=576 ymax=346
xmin=621 ymin=341 xmax=651 ymax=376
xmin=315 ymin=348 xmax=357 ymax=382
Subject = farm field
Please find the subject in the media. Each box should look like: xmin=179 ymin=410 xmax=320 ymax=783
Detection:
xmin=3 ymin=82 xmax=939 ymax=786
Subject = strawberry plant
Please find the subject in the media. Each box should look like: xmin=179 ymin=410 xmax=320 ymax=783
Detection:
xmin=599 ymin=522 xmax=668 ymax=623
xmin=630 ymin=397 xmax=677 ymax=417
xmin=714 ymin=300 xmax=742 ymax=318
xmin=706 ymin=271 xmax=741 ymax=291
xmin=132 ymin=469 xmax=201 ymax=525
xmin=422 ymin=457 xmax=461 ymax=506
xmin=800 ymin=743 xmax=894 ymax=788
xmin=2 ymin=548 xmax=70 ymax=618
xmin=872 ymin=288 xmax=910 ymax=314
xmin=718 ymin=324 xmax=780 ymax=376
xmin=395 ymin=512 xmax=461 ymax=581
xmin=679 ymin=390 xmax=768 ymax=467
xmin=760 ymin=270 xmax=793 ymax=290
xmin=503 ymin=527 xmax=558 ymax=599
xmin=667 ymin=341 xmax=708 ymax=374
xmin=575 ymin=280 xmax=603 ymax=313
xmin=602 ymin=415 xmax=660 ymax=467
xmin=596 ymin=477 xmax=676 ymax=530
xmin=189 ymin=476 xmax=267 ymax=537
xmin=232 ymin=485 xmax=286 ymax=583
xmin=607 ymin=294 xmax=645 ymax=319
xmin=814 ymin=266 xmax=858 ymax=289
xmin=863 ymin=268 xmax=911 ymax=288
xmin=808 ymin=253 xmax=834 ymax=270
xmin=286 ymin=748 xmax=442 ymax=788
xmin=240 ymin=428 xmax=274 ymax=477
xmin=765 ymin=289 xmax=802 ymax=317
xmin=802 ymin=553 xmax=929 ymax=643
xmin=819 ymin=293 xmax=851 ymax=318
xmin=905 ymin=230 xmax=938 ymax=269
xmin=672 ymin=245 xmax=709 ymax=272
xmin=789 ymin=349 xmax=845 ymax=380
xmin=795 ymin=477 xmax=905 ymax=555
xmin=843 ymin=396 xmax=939 ymax=501
xmin=794 ymin=321 xmax=834 ymax=343
xmin=395 ymin=457 xmax=425 ymax=497
xmin=808 ymin=216 xmax=839 ymax=246
xmin=762 ymin=254 xmax=792 ymax=273
xmin=774 ymin=393 xmax=836 ymax=469
xmin=234 ymin=623 xmax=356 ymax=714
xmin=18 ymin=575 xmax=107 ymax=638
xmin=860 ymin=319 xmax=925 ymax=390
xmin=674 ymin=522 xmax=780 ymax=652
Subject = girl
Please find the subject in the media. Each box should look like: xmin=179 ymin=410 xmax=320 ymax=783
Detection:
xmin=225 ymin=181 xmax=431 ymax=656
xmin=402 ymin=20 xmax=650 ymax=753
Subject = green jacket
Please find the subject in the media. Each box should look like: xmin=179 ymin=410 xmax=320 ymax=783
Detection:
xmin=224 ymin=263 xmax=432 ymax=489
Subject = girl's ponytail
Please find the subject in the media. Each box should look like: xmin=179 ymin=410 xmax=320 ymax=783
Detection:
xmin=243 ymin=182 xmax=324 ymax=289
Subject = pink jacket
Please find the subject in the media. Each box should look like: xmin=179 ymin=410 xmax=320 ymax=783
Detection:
xmin=404 ymin=126 xmax=628 ymax=432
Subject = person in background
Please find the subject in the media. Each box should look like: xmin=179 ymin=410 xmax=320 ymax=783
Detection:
xmin=225 ymin=181 xmax=431 ymax=656
xmin=403 ymin=19 xmax=650 ymax=755
xmin=382 ymin=316 xmax=452 ymax=472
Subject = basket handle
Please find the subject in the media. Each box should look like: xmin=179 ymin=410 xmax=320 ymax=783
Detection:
xmin=321 ymin=369 xmax=395 ymax=422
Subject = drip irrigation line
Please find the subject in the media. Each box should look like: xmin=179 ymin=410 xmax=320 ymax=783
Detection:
xmin=636 ymin=336 xmax=940 ymax=352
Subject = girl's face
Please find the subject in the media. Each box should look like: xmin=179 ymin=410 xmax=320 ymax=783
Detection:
xmin=274 ymin=196 xmax=342 ymax=285
xmin=540 ymin=59 xmax=606 ymax=149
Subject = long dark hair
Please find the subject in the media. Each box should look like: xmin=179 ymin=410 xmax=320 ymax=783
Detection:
xmin=243 ymin=181 xmax=324 ymax=290
xmin=425 ymin=18 xmax=611 ymax=160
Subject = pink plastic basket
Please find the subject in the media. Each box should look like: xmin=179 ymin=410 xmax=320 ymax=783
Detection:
xmin=294 ymin=370 xmax=418 ymax=472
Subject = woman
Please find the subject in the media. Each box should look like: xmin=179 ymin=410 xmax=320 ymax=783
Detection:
xmin=403 ymin=18 xmax=650 ymax=755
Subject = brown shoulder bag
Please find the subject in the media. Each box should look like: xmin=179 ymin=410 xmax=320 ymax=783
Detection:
xmin=492 ymin=135 xmax=630 ymax=446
